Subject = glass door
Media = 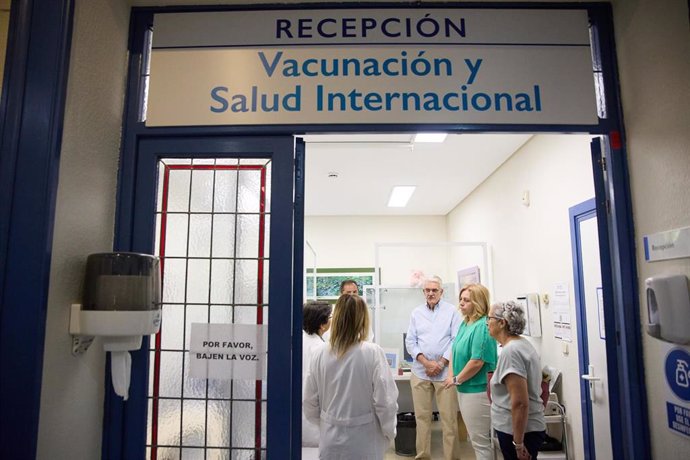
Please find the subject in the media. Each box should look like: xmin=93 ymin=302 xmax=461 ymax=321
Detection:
xmin=109 ymin=136 xmax=298 ymax=460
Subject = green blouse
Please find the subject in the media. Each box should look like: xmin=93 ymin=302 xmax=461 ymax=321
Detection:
xmin=451 ymin=317 xmax=498 ymax=393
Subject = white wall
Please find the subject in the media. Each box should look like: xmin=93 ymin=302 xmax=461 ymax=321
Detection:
xmin=612 ymin=0 xmax=690 ymax=457
xmin=446 ymin=134 xmax=595 ymax=460
xmin=37 ymin=0 xmax=130 ymax=458
xmin=305 ymin=215 xmax=449 ymax=285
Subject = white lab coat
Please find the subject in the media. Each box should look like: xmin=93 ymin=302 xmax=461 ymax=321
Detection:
xmin=302 ymin=331 xmax=326 ymax=447
xmin=303 ymin=341 xmax=399 ymax=460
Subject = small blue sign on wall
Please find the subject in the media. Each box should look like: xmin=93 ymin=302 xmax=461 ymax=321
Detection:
xmin=665 ymin=348 xmax=690 ymax=402
xmin=667 ymin=402 xmax=690 ymax=438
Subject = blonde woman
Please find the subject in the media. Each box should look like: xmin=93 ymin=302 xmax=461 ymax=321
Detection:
xmin=444 ymin=283 xmax=497 ymax=460
xmin=303 ymin=294 xmax=398 ymax=459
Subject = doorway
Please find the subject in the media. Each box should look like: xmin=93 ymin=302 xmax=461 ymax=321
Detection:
xmin=301 ymin=132 xmax=602 ymax=459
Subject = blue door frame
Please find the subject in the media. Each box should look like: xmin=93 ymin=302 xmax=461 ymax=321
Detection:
xmin=0 ymin=3 xmax=650 ymax=459
xmin=569 ymin=197 xmax=600 ymax=460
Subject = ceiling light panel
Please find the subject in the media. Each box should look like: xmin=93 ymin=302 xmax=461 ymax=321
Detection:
xmin=387 ymin=186 xmax=416 ymax=207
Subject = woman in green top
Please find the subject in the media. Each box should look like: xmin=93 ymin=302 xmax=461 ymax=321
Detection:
xmin=444 ymin=283 xmax=497 ymax=460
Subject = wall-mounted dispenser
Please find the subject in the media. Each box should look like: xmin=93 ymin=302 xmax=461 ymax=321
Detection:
xmin=69 ymin=252 xmax=162 ymax=400
xmin=646 ymin=274 xmax=690 ymax=345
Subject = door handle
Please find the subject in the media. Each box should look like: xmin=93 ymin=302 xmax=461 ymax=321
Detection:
xmin=581 ymin=364 xmax=600 ymax=402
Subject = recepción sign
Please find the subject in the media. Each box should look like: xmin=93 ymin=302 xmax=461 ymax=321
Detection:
xmin=147 ymin=8 xmax=598 ymax=127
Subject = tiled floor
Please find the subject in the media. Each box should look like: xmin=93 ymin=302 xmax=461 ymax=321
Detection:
xmin=384 ymin=421 xmax=477 ymax=459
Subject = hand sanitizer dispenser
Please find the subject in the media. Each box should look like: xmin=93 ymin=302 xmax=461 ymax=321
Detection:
xmin=646 ymin=274 xmax=690 ymax=345
xmin=70 ymin=252 xmax=162 ymax=400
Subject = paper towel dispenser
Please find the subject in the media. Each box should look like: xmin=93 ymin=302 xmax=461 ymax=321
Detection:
xmin=646 ymin=274 xmax=690 ymax=345
xmin=70 ymin=253 xmax=162 ymax=400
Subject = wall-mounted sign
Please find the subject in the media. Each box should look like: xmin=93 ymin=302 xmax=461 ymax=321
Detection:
xmin=665 ymin=347 xmax=690 ymax=438
xmin=147 ymin=8 xmax=598 ymax=127
xmin=644 ymin=226 xmax=690 ymax=262
xmin=189 ymin=323 xmax=267 ymax=380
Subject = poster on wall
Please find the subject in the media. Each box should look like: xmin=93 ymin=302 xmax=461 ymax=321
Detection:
xmin=664 ymin=346 xmax=690 ymax=439
xmin=552 ymin=282 xmax=572 ymax=341
xmin=457 ymin=265 xmax=480 ymax=288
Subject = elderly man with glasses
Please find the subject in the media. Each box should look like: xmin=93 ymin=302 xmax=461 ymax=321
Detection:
xmin=405 ymin=276 xmax=462 ymax=460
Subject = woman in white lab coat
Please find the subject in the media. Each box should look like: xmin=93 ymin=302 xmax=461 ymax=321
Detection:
xmin=303 ymin=294 xmax=399 ymax=460
xmin=302 ymin=300 xmax=333 ymax=447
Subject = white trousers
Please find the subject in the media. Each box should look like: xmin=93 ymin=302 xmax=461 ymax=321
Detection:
xmin=457 ymin=391 xmax=493 ymax=460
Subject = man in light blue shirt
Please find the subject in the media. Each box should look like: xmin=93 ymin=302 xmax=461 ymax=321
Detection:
xmin=405 ymin=276 xmax=461 ymax=460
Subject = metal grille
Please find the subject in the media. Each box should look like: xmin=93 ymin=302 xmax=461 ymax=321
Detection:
xmin=147 ymin=158 xmax=271 ymax=460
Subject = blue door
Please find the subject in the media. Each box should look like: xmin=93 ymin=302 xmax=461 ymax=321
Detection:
xmin=105 ymin=136 xmax=301 ymax=459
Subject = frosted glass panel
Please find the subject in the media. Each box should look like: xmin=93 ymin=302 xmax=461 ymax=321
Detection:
xmin=150 ymin=159 xmax=271 ymax=458
xmin=183 ymin=352 xmax=207 ymax=399
xmin=161 ymin=304 xmax=184 ymax=350
xmin=184 ymin=305 xmax=209 ymax=349
xmin=211 ymin=214 xmax=236 ymax=258
xmin=158 ymin=399 xmax=182 ymax=446
xmin=190 ymin=170 xmax=214 ymax=212
xmin=207 ymin=449 xmax=231 ymax=460
xmin=207 ymin=400 xmax=232 ymax=447
xmin=163 ymin=259 xmax=187 ymax=303
xmin=181 ymin=399 xmax=206 ymax=445
xmin=231 ymin=402 xmax=255 ymax=448
xmin=210 ymin=260 xmax=234 ymax=304
xmin=158 ymin=447 xmax=181 ymax=459
xmin=236 ymin=214 xmax=259 ymax=258
xmin=237 ymin=171 xmax=261 ymax=213
xmin=214 ymin=169 xmax=238 ymax=212
xmin=181 ymin=448 xmax=205 ymax=460
xmin=165 ymin=214 xmax=189 ymax=257
xmin=159 ymin=351 xmax=183 ymax=398
xmin=374 ymin=285 xmax=456 ymax=357
xmin=235 ymin=260 xmax=258 ymax=304
xmin=167 ymin=170 xmax=191 ymax=212
xmin=188 ymin=214 xmax=212 ymax=257
xmin=186 ymin=259 xmax=210 ymax=304
xmin=209 ymin=305 xmax=233 ymax=323
xmin=234 ymin=306 xmax=268 ymax=326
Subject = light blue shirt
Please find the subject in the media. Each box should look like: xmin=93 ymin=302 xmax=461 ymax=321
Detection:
xmin=405 ymin=300 xmax=461 ymax=382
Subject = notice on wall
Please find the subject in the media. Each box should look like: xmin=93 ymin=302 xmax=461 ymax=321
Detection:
xmin=552 ymin=282 xmax=572 ymax=341
xmin=664 ymin=347 xmax=690 ymax=439
xmin=189 ymin=323 xmax=267 ymax=380
xmin=147 ymin=9 xmax=598 ymax=127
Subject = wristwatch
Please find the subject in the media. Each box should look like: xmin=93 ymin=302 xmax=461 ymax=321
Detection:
xmin=512 ymin=440 xmax=525 ymax=449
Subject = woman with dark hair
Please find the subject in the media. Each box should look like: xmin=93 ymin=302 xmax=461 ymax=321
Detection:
xmin=302 ymin=300 xmax=332 ymax=447
xmin=487 ymin=301 xmax=546 ymax=460
xmin=303 ymin=294 xmax=398 ymax=459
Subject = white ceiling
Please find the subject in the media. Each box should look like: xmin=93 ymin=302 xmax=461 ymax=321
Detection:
xmin=302 ymin=133 xmax=533 ymax=216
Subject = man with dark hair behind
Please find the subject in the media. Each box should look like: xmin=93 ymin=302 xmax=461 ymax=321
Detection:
xmin=339 ymin=279 xmax=359 ymax=296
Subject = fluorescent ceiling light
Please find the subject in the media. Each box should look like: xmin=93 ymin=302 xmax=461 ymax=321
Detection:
xmin=387 ymin=186 xmax=416 ymax=207
xmin=414 ymin=133 xmax=448 ymax=143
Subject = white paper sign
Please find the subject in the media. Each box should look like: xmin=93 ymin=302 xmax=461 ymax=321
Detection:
xmin=189 ymin=323 xmax=267 ymax=380
xmin=644 ymin=226 xmax=690 ymax=262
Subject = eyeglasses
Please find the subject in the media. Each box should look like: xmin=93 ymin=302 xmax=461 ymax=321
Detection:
xmin=423 ymin=288 xmax=440 ymax=293
xmin=486 ymin=316 xmax=503 ymax=323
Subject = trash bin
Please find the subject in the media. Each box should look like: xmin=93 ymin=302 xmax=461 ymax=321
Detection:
xmin=395 ymin=412 xmax=416 ymax=457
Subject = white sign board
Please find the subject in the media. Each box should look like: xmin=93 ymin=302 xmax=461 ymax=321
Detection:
xmin=147 ymin=9 xmax=598 ymax=127
xmin=189 ymin=323 xmax=267 ymax=380
xmin=644 ymin=226 xmax=690 ymax=262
